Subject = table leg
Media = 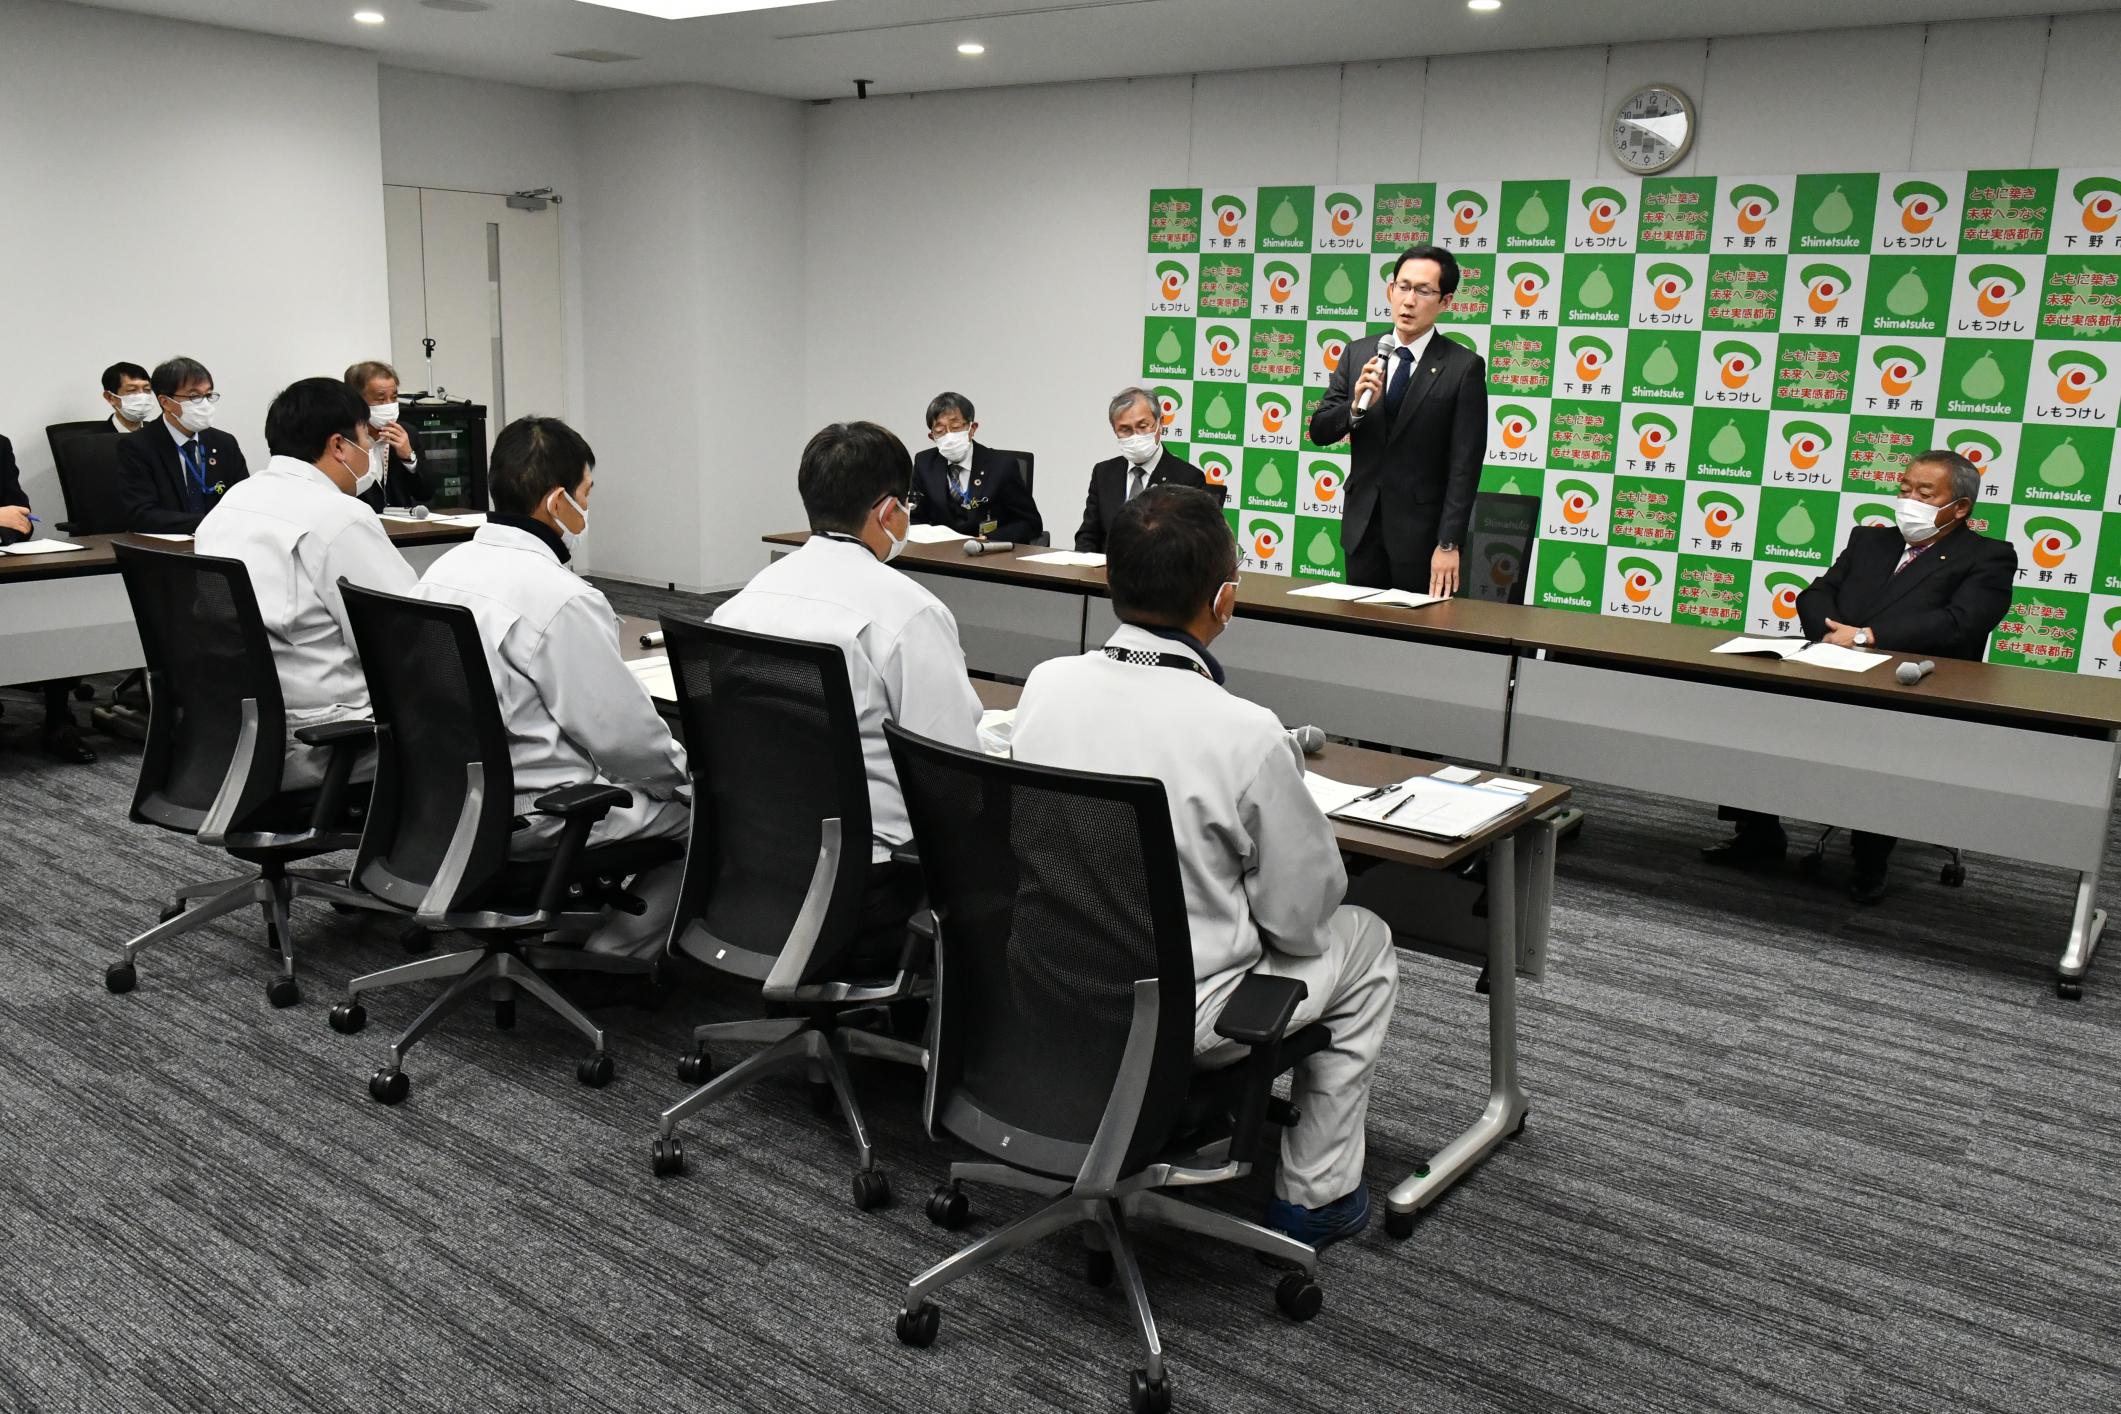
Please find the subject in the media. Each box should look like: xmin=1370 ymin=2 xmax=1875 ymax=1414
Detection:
xmin=2057 ymin=866 xmax=2106 ymax=1000
xmin=1386 ymin=831 xmax=1528 ymax=1237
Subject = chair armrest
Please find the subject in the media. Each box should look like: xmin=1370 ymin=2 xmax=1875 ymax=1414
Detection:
xmin=533 ymin=782 xmax=632 ymax=819
xmin=906 ymin=907 xmax=939 ymax=942
xmin=55 ymin=521 xmax=76 ymax=536
xmin=293 ymin=719 xmax=374 ymax=747
xmin=1212 ymin=973 xmax=1308 ymax=1048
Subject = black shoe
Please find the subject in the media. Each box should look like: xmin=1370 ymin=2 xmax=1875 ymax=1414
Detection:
xmin=1700 ymin=832 xmax=1786 ymax=867
xmin=1848 ymin=872 xmax=1889 ymax=906
xmin=40 ymin=725 xmax=96 ymax=764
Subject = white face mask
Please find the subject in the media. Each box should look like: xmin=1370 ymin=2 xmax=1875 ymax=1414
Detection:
xmin=174 ymin=396 xmax=216 ymax=433
xmin=333 ymin=436 xmax=383 ymax=496
xmin=1894 ymin=495 xmax=1950 ymax=544
xmin=879 ymin=497 xmax=909 ymax=562
xmin=935 ymin=429 xmax=972 ymax=465
xmin=1214 ymin=579 xmax=1239 ymax=627
xmin=368 ymin=401 xmax=400 ymax=428
xmin=116 ymin=391 xmax=158 ymax=424
xmin=552 ymin=487 xmax=589 ymax=557
xmin=1118 ymin=431 xmax=1160 ymax=466
xmin=356 ymin=443 xmax=387 ymax=496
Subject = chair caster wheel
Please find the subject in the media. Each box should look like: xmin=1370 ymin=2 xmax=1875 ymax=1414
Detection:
xmin=675 ymin=1047 xmax=712 ymax=1084
xmin=2057 ymin=979 xmax=2084 ymax=1001
xmin=370 ymin=1068 xmax=409 ymax=1105
xmin=1797 ymin=853 xmax=1825 ymax=879
xmin=894 ymin=1301 xmax=939 ymax=1348
xmin=577 ymin=1051 xmax=615 ymax=1088
xmin=1474 ymin=966 xmax=1490 ymax=996
xmin=1940 ymin=861 xmax=1966 ymax=887
xmin=104 ymin=961 xmax=138 ymax=994
xmin=158 ymin=902 xmax=185 ymax=924
xmin=650 ymin=1135 xmax=685 ymax=1177
xmin=852 ymin=1168 xmax=892 ymax=1211
xmin=495 ymin=999 xmax=516 ymax=1030
xmin=809 ymin=1080 xmax=837 ymax=1116
xmin=1385 ymin=1207 xmax=1418 ymax=1240
xmin=329 ymin=1001 xmax=366 ymax=1034
xmin=1128 ymin=1369 xmax=1172 ymax=1413
xmin=1275 ymin=1271 xmax=1324 ymax=1322
xmin=399 ymin=923 xmax=432 ymax=954
xmin=1510 ymin=1109 xmax=1528 ymax=1138
xmin=265 ymin=977 xmax=301 ymax=1009
xmin=925 ymin=1183 xmax=970 ymax=1230
xmin=1086 ymin=1248 xmax=1115 ymax=1288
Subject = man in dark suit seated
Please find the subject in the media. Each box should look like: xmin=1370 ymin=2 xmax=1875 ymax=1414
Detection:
xmin=113 ymin=355 xmax=249 ymax=533
xmin=1702 ymin=449 xmax=2018 ymax=903
xmin=908 ymin=391 xmax=1041 ymax=543
xmin=346 ymin=359 xmax=428 ymax=511
xmin=1 ymin=433 xmax=96 ymax=763
xmin=1309 ymin=245 xmax=1488 ymax=596
xmin=1075 ymin=385 xmax=1212 ymax=553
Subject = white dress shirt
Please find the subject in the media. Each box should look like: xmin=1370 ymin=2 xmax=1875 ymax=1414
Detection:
xmin=1010 ymin=622 xmax=1347 ymax=1019
xmin=194 ymin=455 xmax=419 ymax=786
xmin=1125 ymin=443 xmax=1166 ymax=496
xmin=1349 ymin=326 xmax=1436 ymax=425
xmin=416 ymin=522 xmax=688 ymax=849
xmin=712 ymin=534 xmax=984 ymax=861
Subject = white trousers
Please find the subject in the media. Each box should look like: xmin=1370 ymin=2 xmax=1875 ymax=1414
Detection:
xmin=1195 ymin=904 xmax=1399 ymax=1209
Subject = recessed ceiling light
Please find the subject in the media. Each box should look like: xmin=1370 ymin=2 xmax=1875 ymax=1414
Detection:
xmin=957 ymin=41 xmax=985 ymax=56
xmin=1468 ymin=0 xmax=1502 ymax=12
xmin=571 ymin=1 xmax=834 ymax=18
xmin=354 ymin=8 xmax=386 ymax=22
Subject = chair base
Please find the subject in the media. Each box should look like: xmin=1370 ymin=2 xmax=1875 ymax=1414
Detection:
xmin=652 ymin=1009 xmax=925 ymax=1205
xmin=342 ymin=941 xmax=652 ymax=1102
xmin=899 ymin=1166 xmax=1321 ymax=1393
xmin=107 ymin=862 xmax=396 ymax=1006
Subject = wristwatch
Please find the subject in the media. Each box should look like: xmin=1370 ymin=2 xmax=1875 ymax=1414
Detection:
xmin=1853 ymin=629 xmax=1871 ymax=647
xmin=1437 ymin=541 xmax=1460 ymax=553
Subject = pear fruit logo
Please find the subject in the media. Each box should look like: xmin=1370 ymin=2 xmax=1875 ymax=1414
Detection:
xmin=1551 ymin=550 xmax=1589 ymax=595
xmin=1304 ymin=526 xmax=1338 ymax=566
xmin=1775 ymin=499 xmax=1818 ymax=546
xmin=1707 ymin=418 xmax=1750 ymax=467
xmin=1811 ymin=184 xmax=1855 ymax=235
xmin=2037 ymin=435 xmax=2087 ymax=489
xmin=1884 ymin=265 xmax=1932 ymax=317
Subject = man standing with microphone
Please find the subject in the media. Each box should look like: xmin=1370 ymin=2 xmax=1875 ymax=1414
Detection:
xmin=1310 ymin=247 xmax=1487 ymax=596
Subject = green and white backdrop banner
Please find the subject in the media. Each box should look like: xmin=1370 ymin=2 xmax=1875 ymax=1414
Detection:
xmin=1141 ymin=170 xmax=2121 ymax=672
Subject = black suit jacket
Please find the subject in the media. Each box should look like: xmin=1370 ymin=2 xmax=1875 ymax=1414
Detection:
xmin=114 ymin=423 xmax=249 ymax=533
xmin=1796 ymin=524 xmax=2018 ymax=661
xmin=1309 ymin=331 xmax=1487 ymax=586
xmin=0 ymin=434 xmax=28 ymax=546
xmin=910 ymin=442 xmax=1043 ymax=542
xmin=358 ymin=449 xmax=427 ymax=513
xmin=1074 ymin=450 xmax=1213 ymax=553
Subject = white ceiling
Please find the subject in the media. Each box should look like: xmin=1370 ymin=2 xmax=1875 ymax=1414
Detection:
xmin=64 ymin=0 xmax=2121 ymax=99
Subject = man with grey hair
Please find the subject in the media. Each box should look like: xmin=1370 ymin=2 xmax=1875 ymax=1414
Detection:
xmin=1703 ymin=448 xmax=2017 ymax=903
xmin=1073 ymin=385 xmax=1216 ymax=553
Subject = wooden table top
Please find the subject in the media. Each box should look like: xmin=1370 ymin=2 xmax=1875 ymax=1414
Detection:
xmin=761 ymin=530 xmax=2121 ymax=734
xmin=0 ymin=514 xmax=481 ymax=585
xmin=624 ymin=614 xmax=1564 ymax=870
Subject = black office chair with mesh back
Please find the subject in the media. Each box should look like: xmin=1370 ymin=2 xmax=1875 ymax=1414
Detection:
xmin=104 ymin=543 xmax=387 ymax=1007
xmin=884 ymin=722 xmax=1329 ymax=1414
xmin=987 ymin=446 xmax=1047 ymax=545
xmin=648 ymin=617 xmax=929 ymax=1208
xmin=46 ymin=423 xmax=128 ymax=535
xmin=326 ymin=583 xmax=684 ymax=1105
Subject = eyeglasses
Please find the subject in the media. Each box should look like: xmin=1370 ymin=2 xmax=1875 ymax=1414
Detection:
xmin=169 ymin=390 xmax=223 ymax=405
xmin=928 ymin=424 xmax=970 ymax=439
xmin=1391 ymin=281 xmax=1444 ymax=301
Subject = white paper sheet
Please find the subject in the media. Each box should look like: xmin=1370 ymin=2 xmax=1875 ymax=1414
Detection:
xmin=1302 ymin=773 xmax=1375 ymax=816
xmin=1711 ymin=636 xmax=1807 ymax=659
xmin=1019 ymin=551 xmax=1107 ymax=567
xmin=1356 ymin=588 xmax=1449 ymax=609
xmin=0 ymin=539 xmax=86 ymax=555
xmin=626 ymin=655 xmax=675 ymax=703
xmin=137 ymin=533 xmax=193 ymax=542
xmin=430 ymin=512 xmax=487 ymax=528
xmin=1430 ymin=765 xmax=1481 ymax=783
xmin=1792 ymin=642 xmax=1891 ymax=673
xmin=904 ymin=524 xmax=966 ymax=545
xmin=1330 ymin=776 xmax=1527 ymax=839
xmin=1476 ymin=776 xmax=1542 ymax=796
xmin=1286 ymin=583 xmax=1379 ymax=601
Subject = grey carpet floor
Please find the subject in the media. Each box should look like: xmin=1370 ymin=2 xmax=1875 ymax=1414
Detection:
xmin=1 ymin=644 xmax=2117 ymax=1413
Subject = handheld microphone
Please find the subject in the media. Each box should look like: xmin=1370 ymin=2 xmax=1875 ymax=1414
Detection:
xmin=1287 ymin=724 xmax=1326 ymax=755
xmin=964 ymin=540 xmax=1015 ymax=556
xmin=1894 ymin=659 xmax=1936 ymax=685
xmin=408 ymin=504 xmax=431 ymax=520
xmin=1355 ymin=332 xmax=1398 ymax=413
xmin=639 ymin=630 xmax=665 ymax=649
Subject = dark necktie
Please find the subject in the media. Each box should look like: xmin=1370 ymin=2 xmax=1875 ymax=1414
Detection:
xmin=181 ymin=440 xmax=208 ymax=509
xmin=1383 ymin=346 xmax=1416 ymax=414
xmin=1128 ymin=466 xmax=1147 ymax=500
xmin=948 ymin=462 xmax=967 ymax=505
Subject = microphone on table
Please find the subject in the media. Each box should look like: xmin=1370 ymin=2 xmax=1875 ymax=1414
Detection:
xmin=639 ymin=630 xmax=665 ymax=649
xmin=964 ymin=539 xmax=1015 ymax=556
xmin=1894 ymin=659 xmax=1936 ymax=685
xmin=1354 ymin=331 xmax=1399 ymax=414
xmin=1287 ymin=724 xmax=1326 ymax=755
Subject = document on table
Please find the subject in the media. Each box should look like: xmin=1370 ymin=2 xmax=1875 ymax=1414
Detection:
xmin=1328 ymin=775 xmax=1527 ymax=839
xmin=1710 ymin=635 xmax=1889 ymax=673
xmin=904 ymin=524 xmax=966 ymax=545
xmin=430 ymin=512 xmax=487 ymax=528
xmin=626 ymin=654 xmax=675 ymax=703
xmin=1285 ymin=582 xmax=1447 ymax=609
xmin=1302 ymin=773 xmax=1376 ymax=815
xmin=379 ymin=513 xmax=430 ymax=525
xmin=1019 ymin=551 xmax=1107 ymax=567
xmin=0 ymin=539 xmax=86 ymax=555
xmin=137 ymin=533 xmax=192 ymax=542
